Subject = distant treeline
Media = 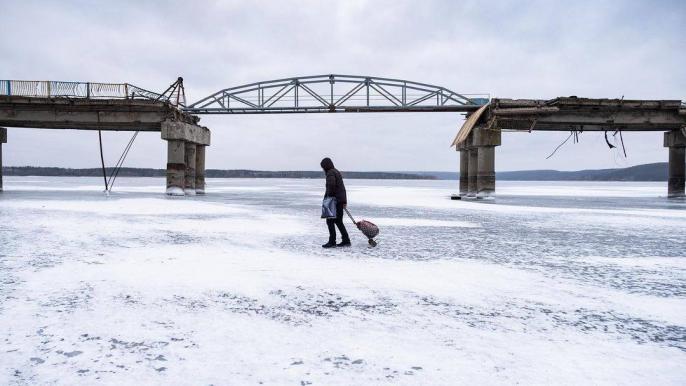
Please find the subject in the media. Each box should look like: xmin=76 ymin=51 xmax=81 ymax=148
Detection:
xmin=2 ymin=162 xmax=676 ymax=181
xmin=2 ymin=166 xmax=433 ymax=180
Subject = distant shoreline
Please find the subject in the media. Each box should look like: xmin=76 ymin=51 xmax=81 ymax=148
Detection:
xmin=2 ymin=167 xmax=434 ymax=180
xmin=2 ymin=162 xmax=675 ymax=181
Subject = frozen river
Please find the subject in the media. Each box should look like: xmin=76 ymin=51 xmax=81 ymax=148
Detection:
xmin=1 ymin=177 xmax=685 ymax=384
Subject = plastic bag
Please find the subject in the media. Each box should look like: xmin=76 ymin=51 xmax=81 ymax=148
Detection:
xmin=321 ymin=197 xmax=337 ymax=219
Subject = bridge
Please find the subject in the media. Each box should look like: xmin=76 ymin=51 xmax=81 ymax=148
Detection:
xmin=1 ymin=76 xmax=685 ymax=198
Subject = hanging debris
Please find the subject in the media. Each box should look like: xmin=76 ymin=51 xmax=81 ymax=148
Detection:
xmin=546 ymin=130 xmax=579 ymax=159
xmin=615 ymin=130 xmax=628 ymax=157
xmin=604 ymin=130 xmax=616 ymax=149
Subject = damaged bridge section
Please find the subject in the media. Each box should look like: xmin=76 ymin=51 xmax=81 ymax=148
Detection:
xmin=0 ymin=80 xmax=210 ymax=195
xmin=452 ymin=97 xmax=686 ymax=198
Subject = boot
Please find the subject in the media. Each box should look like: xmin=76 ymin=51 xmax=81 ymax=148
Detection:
xmin=337 ymin=239 xmax=351 ymax=247
xmin=322 ymin=241 xmax=336 ymax=248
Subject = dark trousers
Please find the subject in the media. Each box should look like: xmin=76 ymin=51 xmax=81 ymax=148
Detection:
xmin=326 ymin=203 xmax=349 ymax=243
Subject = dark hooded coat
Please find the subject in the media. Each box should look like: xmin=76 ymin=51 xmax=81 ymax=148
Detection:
xmin=320 ymin=157 xmax=347 ymax=205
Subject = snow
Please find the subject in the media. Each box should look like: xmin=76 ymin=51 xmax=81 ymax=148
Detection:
xmin=1 ymin=177 xmax=685 ymax=385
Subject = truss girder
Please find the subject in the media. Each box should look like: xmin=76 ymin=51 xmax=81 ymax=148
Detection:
xmin=185 ymin=74 xmax=488 ymax=114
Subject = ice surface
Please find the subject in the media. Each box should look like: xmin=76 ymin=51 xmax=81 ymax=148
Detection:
xmin=1 ymin=177 xmax=685 ymax=385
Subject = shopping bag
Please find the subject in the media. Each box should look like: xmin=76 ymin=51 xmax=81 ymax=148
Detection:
xmin=321 ymin=197 xmax=337 ymax=219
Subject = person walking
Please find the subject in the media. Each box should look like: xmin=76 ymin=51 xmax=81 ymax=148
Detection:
xmin=320 ymin=157 xmax=350 ymax=248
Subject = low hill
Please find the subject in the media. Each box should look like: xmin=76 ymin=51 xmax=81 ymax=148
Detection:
xmin=496 ymin=162 xmax=669 ymax=181
xmin=417 ymin=163 xmax=671 ymax=181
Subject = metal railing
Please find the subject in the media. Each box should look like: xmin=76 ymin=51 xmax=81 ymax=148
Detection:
xmin=0 ymin=79 xmax=168 ymax=102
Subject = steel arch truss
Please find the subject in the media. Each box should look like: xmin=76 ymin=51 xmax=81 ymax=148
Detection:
xmin=185 ymin=74 xmax=489 ymax=114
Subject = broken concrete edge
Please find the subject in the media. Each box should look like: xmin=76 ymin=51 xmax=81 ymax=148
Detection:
xmin=161 ymin=120 xmax=210 ymax=146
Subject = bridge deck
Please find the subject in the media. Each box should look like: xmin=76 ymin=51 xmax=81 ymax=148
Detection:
xmin=0 ymin=96 xmax=197 ymax=131
xmin=488 ymin=97 xmax=686 ymax=132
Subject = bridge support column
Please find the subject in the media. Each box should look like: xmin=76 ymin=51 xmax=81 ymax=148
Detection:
xmin=477 ymin=146 xmax=495 ymax=199
xmin=195 ymin=145 xmax=206 ymax=195
xmin=664 ymin=130 xmax=686 ymax=198
xmin=166 ymin=140 xmax=186 ymax=196
xmin=467 ymin=146 xmax=478 ymax=198
xmin=0 ymin=128 xmax=6 ymax=192
xmin=472 ymin=127 xmax=501 ymax=200
xmin=161 ymin=120 xmax=211 ymax=196
xmin=459 ymin=145 xmax=469 ymax=198
xmin=184 ymin=142 xmax=196 ymax=196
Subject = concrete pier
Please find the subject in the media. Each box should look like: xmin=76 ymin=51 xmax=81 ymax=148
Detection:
xmin=165 ymin=140 xmax=186 ymax=196
xmin=459 ymin=145 xmax=469 ymax=198
xmin=195 ymin=145 xmax=206 ymax=195
xmin=0 ymin=128 xmax=6 ymax=192
xmin=477 ymin=146 xmax=495 ymax=199
xmin=184 ymin=142 xmax=196 ymax=195
xmin=161 ymin=120 xmax=211 ymax=196
xmin=472 ymin=127 xmax=501 ymax=199
xmin=467 ymin=146 xmax=478 ymax=198
xmin=664 ymin=130 xmax=686 ymax=198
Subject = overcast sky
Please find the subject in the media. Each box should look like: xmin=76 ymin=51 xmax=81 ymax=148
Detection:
xmin=1 ymin=0 xmax=684 ymax=171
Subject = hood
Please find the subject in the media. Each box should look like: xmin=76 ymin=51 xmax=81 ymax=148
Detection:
xmin=320 ymin=157 xmax=334 ymax=171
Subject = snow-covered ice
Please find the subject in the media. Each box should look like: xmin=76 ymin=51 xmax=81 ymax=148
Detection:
xmin=1 ymin=177 xmax=685 ymax=385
